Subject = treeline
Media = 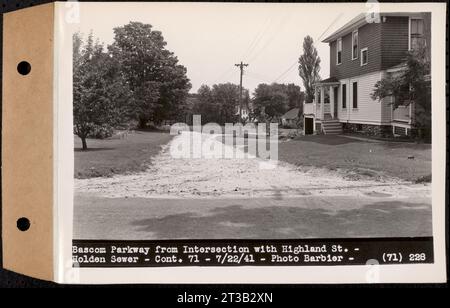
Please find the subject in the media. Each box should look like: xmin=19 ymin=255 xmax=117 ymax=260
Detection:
xmin=74 ymin=25 xmax=320 ymax=150
xmin=74 ymin=22 xmax=191 ymax=150
xmin=190 ymin=84 xmax=250 ymax=125
xmin=252 ymin=83 xmax=304 ymax=122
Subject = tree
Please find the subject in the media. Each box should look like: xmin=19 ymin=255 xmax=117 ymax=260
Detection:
xmin=286 ymin=83 xmax=304 ymax=110
xmin=192 ymin=83 xmax=242 ymax=125
xmin=371 ymin=42 xmax=431 ymax=140
xmin=252 ymin=83 xmax=289 ymax=122
xmin=298 ymin=36 xmax=321 ymax=104
xmin=211 ymin=83 xmax=241 ymax=125
xmin=109 ymin=22 xmax=191 ymax=128
xmin=73 ymin=32 xmax=129 ymax=150
xmin=193 ymin=85 xmax=216 ymax=124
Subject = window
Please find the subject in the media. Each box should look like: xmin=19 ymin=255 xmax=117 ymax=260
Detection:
xmin=352 ymin=82 xmax=358 ymax=108
xmin=410 ymin=18 xmax=424 ymax=50
xmin=394 ymin=126 xmax=407 ymax=136
xmin=360 ymin=48 xmax=368 ymax=66
xmin=324 ymin=88 xmax=330 ymax=104
xmin=352 ymin=30 xmax=358 ymax=60
xmin=342 ymin=84 xmax=347 ymax=109
xmin=336 ymin=38 xmax=342 ymax=64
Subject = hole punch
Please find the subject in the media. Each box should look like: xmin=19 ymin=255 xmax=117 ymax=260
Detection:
xmin=17 ymin=61 xmax=31 ymax=75
xmin=17 ymin=217 xmax=31 ymax=231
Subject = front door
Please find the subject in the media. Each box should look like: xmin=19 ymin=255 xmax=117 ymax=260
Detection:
xmin=333 ymin=86 xmax=338 ymax=118
xmin=305 ymin=117 xmax=314 ymax=135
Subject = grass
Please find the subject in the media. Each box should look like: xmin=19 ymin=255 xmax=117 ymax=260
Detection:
xmin=75 ymin=132 xmax=431 ymax=182
xmin=277 ymin=135 xmax=431 ymax=182
xmin=74 ymin=131 xmax=173 ymax=179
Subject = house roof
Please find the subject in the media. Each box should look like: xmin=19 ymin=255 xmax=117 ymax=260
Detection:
xmin=322 ymin=12 xmax=426 ymax=43
xmin=282 ymin=108 xmax=300 ymax=120
xmin=318 ymin=77 xmax=339 ymax=84
xmin=322 ymin=13 xmax=366 ymax=43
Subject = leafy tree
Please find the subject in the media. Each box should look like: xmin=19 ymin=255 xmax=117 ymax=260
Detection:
xmin=211 ymin=83 xmax=241 ymax=125
xmin=252 ymin=83 xmax=289 ymax=122
xmin=73 ymin=32 xmax=129 ymax=150
xmin=286 ymin=83 xmax=304 ymax=111
xmin=371 ymin=42 xmax=431 ymax=140
xmin=192 ymin=85 xmax=216 ymax=124
xmin=192 ymin=83 xmax=242 ymax=125
xmin=298 ymin=36 xmax=321 ymax=104
xmin=109 ymin=22 xmax=191 ymax=128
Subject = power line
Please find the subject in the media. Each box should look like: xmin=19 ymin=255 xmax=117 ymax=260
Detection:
xmin=247 ymin=12 xmax=291 ymax=63
xmin=211 ymin=65 xmax=234 ymax=84
xmin=272 ymin=60 xmax=298 ymax=83
xmin=271 ymin=13 xmax=342 ymax=85
xmin=246 ymin=70 xmax=272 ymax=83
xmin=316 ymin=13 xmax=344 ymax=42
xmin=211 ymin=14 xmax=272 ymax=86
xmin=210 ymin=15 xmax=272 ymax=86
xmin=241 ymin=15 xmax=273 ymax=61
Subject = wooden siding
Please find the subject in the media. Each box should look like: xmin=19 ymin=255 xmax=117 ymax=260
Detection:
xmin=330 ymin=22 xmax=382 ymax=80
xmin=329 ymin=14 xmax=430 ymax=77
xmin=381 ymin=16 xmax=409 ymax=69
xmin=423 ymin=13 xmax=432 ymax=60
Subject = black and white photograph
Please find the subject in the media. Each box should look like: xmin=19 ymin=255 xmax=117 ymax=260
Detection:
xmin=0 ymin=0 xmax=447 ymax=287
xmin=73 ymin=3 xmax=433 ymax=242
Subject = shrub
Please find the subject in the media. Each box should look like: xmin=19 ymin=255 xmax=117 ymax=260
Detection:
xmin=87 ymin=124 xmax=115 ymax=139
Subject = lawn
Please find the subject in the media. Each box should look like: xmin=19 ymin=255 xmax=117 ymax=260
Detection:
xmin=74 ymin=131 xmax=173 ymax=179
xmin=76 ymin=132 xmax=431 ymax=182
xmin=277 ymin=135 xmax=431 ymax=182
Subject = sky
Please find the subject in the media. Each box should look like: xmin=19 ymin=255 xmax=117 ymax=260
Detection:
xmin=75 ymin=2 xmax=371 ymax=95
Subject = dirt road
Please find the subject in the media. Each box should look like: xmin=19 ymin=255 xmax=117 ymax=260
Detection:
xmin=76 ymin=132 xmax=430 ymax=200
xmin=74 ymin=132 xmax=431 ymax=239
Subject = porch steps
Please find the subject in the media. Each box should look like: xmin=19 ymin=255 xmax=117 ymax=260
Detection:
xmin=322 ymin=119 xmax=343 ymax=135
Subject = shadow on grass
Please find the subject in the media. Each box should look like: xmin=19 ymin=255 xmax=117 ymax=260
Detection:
xmin=131 ymin=201 xmax=431 ymax=239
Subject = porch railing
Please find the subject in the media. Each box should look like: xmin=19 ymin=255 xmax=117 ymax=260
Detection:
xmin=303 ymin=102 xmax=315 ymax=115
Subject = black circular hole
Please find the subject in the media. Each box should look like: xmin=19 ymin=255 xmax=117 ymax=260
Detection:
xmin=17 ymin=217 xmax=31 ymax=231
xmin=17 ymin=61 xmax=31 ymax=75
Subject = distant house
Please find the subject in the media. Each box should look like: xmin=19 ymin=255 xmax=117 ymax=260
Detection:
xmin=303 ymin=12 xmax=431 ymax=136
xmin=281 ymin=108 xmax=300 ymax=128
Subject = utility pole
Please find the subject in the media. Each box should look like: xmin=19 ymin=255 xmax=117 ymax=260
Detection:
xmin=235 ymin=61 xmax=249 ymax=123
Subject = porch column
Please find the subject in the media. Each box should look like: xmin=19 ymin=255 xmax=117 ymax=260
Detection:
xmin=313 ymin=87 xmax=318 ymax=116
xmin=320 ymin=86 xmax=325 ymax=120
xmin=329 ymin=85 xmax=335 ymax=119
